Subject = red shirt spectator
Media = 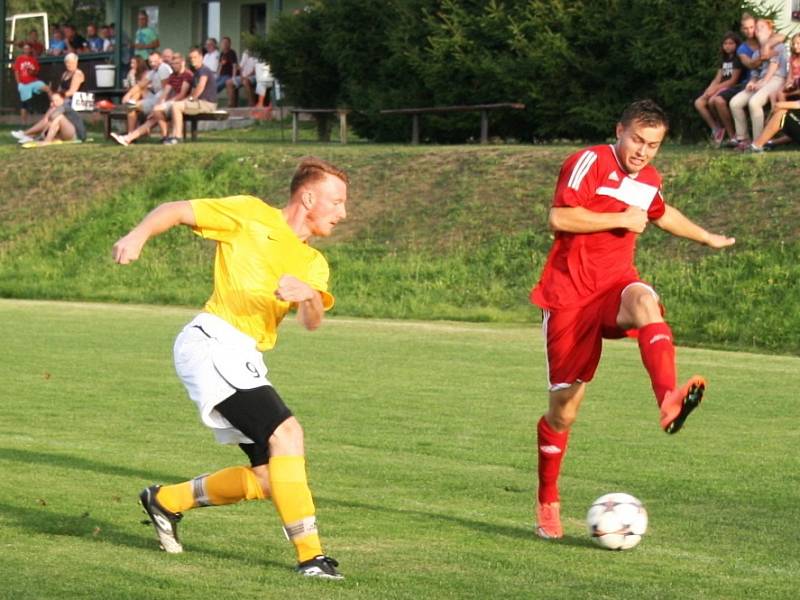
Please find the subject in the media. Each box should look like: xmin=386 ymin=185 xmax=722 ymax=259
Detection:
xmin=14 ymin=52 xmax=41 ymax=84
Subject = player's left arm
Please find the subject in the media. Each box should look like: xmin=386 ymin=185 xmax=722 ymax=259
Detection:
xmin=275 ymin=275 xmax=325 ymax=331
xmin=652 ymin=205 xmax=735 ymax=249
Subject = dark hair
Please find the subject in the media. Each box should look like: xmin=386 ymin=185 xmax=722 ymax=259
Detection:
xmin=619 ymin=99 xmax=669 ymax=130
xmin=290 ymin=156 xmax=349 ymax=195
xmin=721 ymin=31 xmax=741 ymax=60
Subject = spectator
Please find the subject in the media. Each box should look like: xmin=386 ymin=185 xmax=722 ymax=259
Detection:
xmin=63 ymin=24 xmax=88 ymax=53
xmin=711 ymin=13 xmax=781 ymax=147
xmin=202 ymin=38 xmax=220 ymax=71
xmin=695 ymin=32 xmax=742 ymax=145
xmin=16 ymin=29 xmax=45 ymax=56
xmin=121 ymin=56 xmax=149 ymax=104
xmin=125 ymin=51 xmax=173 ymax=135
xmin=10 ymin=92 xmax=86 ymax=146
xmin=729 ymin=18 xmax=787 ymax=149
xmin=216 ymin=36 xmax=238 ymax=96
xmin=165 ymin=47 xmax=217 ymax=144
xmin=112 ymin=52 xmax=194 ymax=146
xmin=56 ymin=53 xmax=86 ymax=100
xmin=226 ymin=47 xmax=258 ymax=107
xmin=748 ymin=99 xmax=800 ymax=151
xmin=13 ymin=43 xmax=49 ymax=124
xmin=778 ymin=33 xmax=800 ymax=103
xmin=133 ymin=11 xmax=159 ymax=59
xmin=86 ymin=24 xmax=104 ymax=53
xmin=100 ymin=25 xmax=114 ymax=51
xmin=250 ymin=63 xmax=275 ymax=120
xmin=48 ymin=28 xmax=67 ymax=56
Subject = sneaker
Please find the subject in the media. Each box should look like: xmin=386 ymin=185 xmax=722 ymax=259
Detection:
xmin=126 ymin=99 xmax=138 ymax=106
xmin=712 ymin=128 xmax=725 ymax=147
xmin=139 ymin=485 xmax=184 ymax=553
xmin=163 ymin=137 xmax=181 ymax=145
xmin=746 ymin=143 xmax=764 ymax=154
xmin=11 ymin=130 xmax=26 ymax=140
xmin=110 ymin=132 xmax=129 ymax=147
xmin=16 ymin=135 xmax=35 ymax=144
xmin=296 ymin=555 xmax=344 ymax=580
xmin=535 ymin=502 xmax=563 ymax=539
xmin=724 ymin=138 xmax=742 ymax=149
xmin=660 ymin=376 xmax=706 ymax=434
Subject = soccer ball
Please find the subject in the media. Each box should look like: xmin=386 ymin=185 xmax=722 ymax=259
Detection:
xmin=586 ymin=492 xmax=648 ymax=550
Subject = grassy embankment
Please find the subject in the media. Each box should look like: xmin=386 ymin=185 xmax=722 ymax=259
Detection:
xmin=0 ymin=123 xmax=797 ymax=354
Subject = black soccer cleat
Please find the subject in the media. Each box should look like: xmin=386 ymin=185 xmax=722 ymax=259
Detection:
xmin=661 ymin=376 xmax=706 ymax=435
xmin=139 ymin=485 xmax=184 ymax=553
xmin=296 ymin=555 xmax=344 ymax=580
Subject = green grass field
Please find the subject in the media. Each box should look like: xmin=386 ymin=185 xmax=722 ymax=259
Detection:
xmin=1 ymin=299 xmax=797 ymax=599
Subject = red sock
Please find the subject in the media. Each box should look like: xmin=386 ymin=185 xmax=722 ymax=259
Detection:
xmin=638 ymin=322 xmax=676 ymax=406
xmin=537 ymin=416 xmax=570 ymax=504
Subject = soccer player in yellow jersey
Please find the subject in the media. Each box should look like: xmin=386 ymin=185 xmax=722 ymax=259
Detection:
xmin=112 ymin=157 xmax=348 ymax=579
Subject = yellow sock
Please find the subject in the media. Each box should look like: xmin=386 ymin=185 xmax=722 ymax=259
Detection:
xmin=156 ymin=466 xmax=265 ymax=513
xmin=269 ymin=455 xmax=323 ymax=563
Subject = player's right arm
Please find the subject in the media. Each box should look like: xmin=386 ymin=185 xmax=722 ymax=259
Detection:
xmin=548 ymin=149 xmax=648 ymax=234
xmin=549 ymin=205 xmax=648 ymax=234
xmin=112 ymin=200 xmax=196 ymax=264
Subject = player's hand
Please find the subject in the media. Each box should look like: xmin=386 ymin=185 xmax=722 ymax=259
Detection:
xmin=275 ymin=275 xmax=315 ymax=303
xmin=704 ymin=233 xmax=736 ymax=249
xmin=112 ymin=232 xmax=146 ymax=264
xmin=621 ymin=206 xmax=648 ymax=233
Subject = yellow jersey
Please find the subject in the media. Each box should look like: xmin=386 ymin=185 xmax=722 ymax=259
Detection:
xmin=189 ymin=195 xmax=334 ymax=351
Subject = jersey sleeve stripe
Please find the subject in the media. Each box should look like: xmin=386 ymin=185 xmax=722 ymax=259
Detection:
xmin=567 ymin=150 xmax=597 ymax=191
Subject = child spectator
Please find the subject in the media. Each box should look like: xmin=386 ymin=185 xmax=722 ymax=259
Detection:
xmin=13 ymin=43 xmax=49 ymax=124
xmin=48 ymin=28 xmax=67 ymax=56
xmin=695 ymin=32 xmax=742 ymax=145
xmin=777 ymin=33 xmax=800 ymax=102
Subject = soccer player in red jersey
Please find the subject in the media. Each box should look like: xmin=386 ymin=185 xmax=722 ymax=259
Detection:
xmin=530 ymin=100 xmax=735 ymax=539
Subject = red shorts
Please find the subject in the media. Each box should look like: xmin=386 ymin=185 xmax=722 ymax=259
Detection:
xmin=541 ymin=280 xmax=658 ymax=391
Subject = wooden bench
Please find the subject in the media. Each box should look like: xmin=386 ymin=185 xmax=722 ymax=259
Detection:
xmin=99 ymin=108 xmax=229 ymax=141
xmin=289 ymin=108 xmax=351 ymax=144
xmin=380 ymin=102 xmax=526 ymax=144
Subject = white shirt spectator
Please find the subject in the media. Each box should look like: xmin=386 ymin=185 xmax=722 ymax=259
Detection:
xmin=239 ymin=51 xmax=257 ymax=79
xmin=148 ymin=62 xmax=172 ymax=94
xmin=203 ymin=49 xmax=219 ymax=72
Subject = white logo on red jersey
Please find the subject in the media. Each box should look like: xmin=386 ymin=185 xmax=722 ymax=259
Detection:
xmin=609 ymin=171 xmax=619 ymax=181
xmin=596 ymin=176 xmax=659 ymax=211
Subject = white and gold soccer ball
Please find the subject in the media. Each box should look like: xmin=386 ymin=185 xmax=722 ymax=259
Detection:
xmin=586 ymin=492 xmax=648 ymax=550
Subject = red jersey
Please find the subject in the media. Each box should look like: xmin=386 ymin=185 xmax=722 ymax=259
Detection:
xmin=531 ymin=144 xmax=666 ymax=310
xmin=13 ymin=54 xmax=40 ymax=84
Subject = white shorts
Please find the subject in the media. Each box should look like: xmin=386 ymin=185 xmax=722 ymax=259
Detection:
xmin=173 ymin=312 xmax=272 ymax=445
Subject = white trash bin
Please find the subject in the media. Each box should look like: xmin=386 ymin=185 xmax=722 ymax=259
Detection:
xmin=95 ymin=64 xmax=116 ymax=88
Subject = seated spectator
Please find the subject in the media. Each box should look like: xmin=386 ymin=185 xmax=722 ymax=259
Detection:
xmin=13 ymin=42 xmax=50 ymax=124
xmin=121 ymin=56 xmax=150 ymax=104
xmin=250 ymin=63 xmax=275 ymax=119
xmin=165 ymin=47 xmax=217 ymax=144
xmin=16 ymin=29 xmax=45 ymax=56
xmin=57 ymin=53 xmax=86 ymax=100
xmin=10 ymin=92 xmax=86 ymax=146
xmin=226 ymin=46 xmax=257 ymax=107
xmin=729 ymin=18 xmax=787 ymax=149
xmin=695 ymin=32 xmax=742 ymax=146
xmin=125 ymin=51 xmax=173 ymax=136
xmin=216 ymin=36 xmax=238 ymax=96
xmin=86 ymin=24 xmax=104 ymax=53
xmin=112 ymin=52 xmax=193 ymax=146
xmin=63 ymin=24 xmax=88 ymax=53
xmin=133 ymin=11 xmax=159 ymax=59
xmin=202 ymin=38 xmax=220 ymax=71
xmin=778 ymin=33 xmax=800 ymax=103
xmin=747 ymin=99 xmax=800 ymax=151
xmin=48 ymin=28 xmax=67 ymax=56
xmin=100 ymin=25 xmax=114 ymax=51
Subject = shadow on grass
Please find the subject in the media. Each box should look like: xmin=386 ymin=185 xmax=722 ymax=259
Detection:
xmin=0 ymin=447 xmax=184 ymax=483
xmin=0 ymin=500 xmax=290 ymax=569
xmin=318 ymin=495 xmax=596 ymax=549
